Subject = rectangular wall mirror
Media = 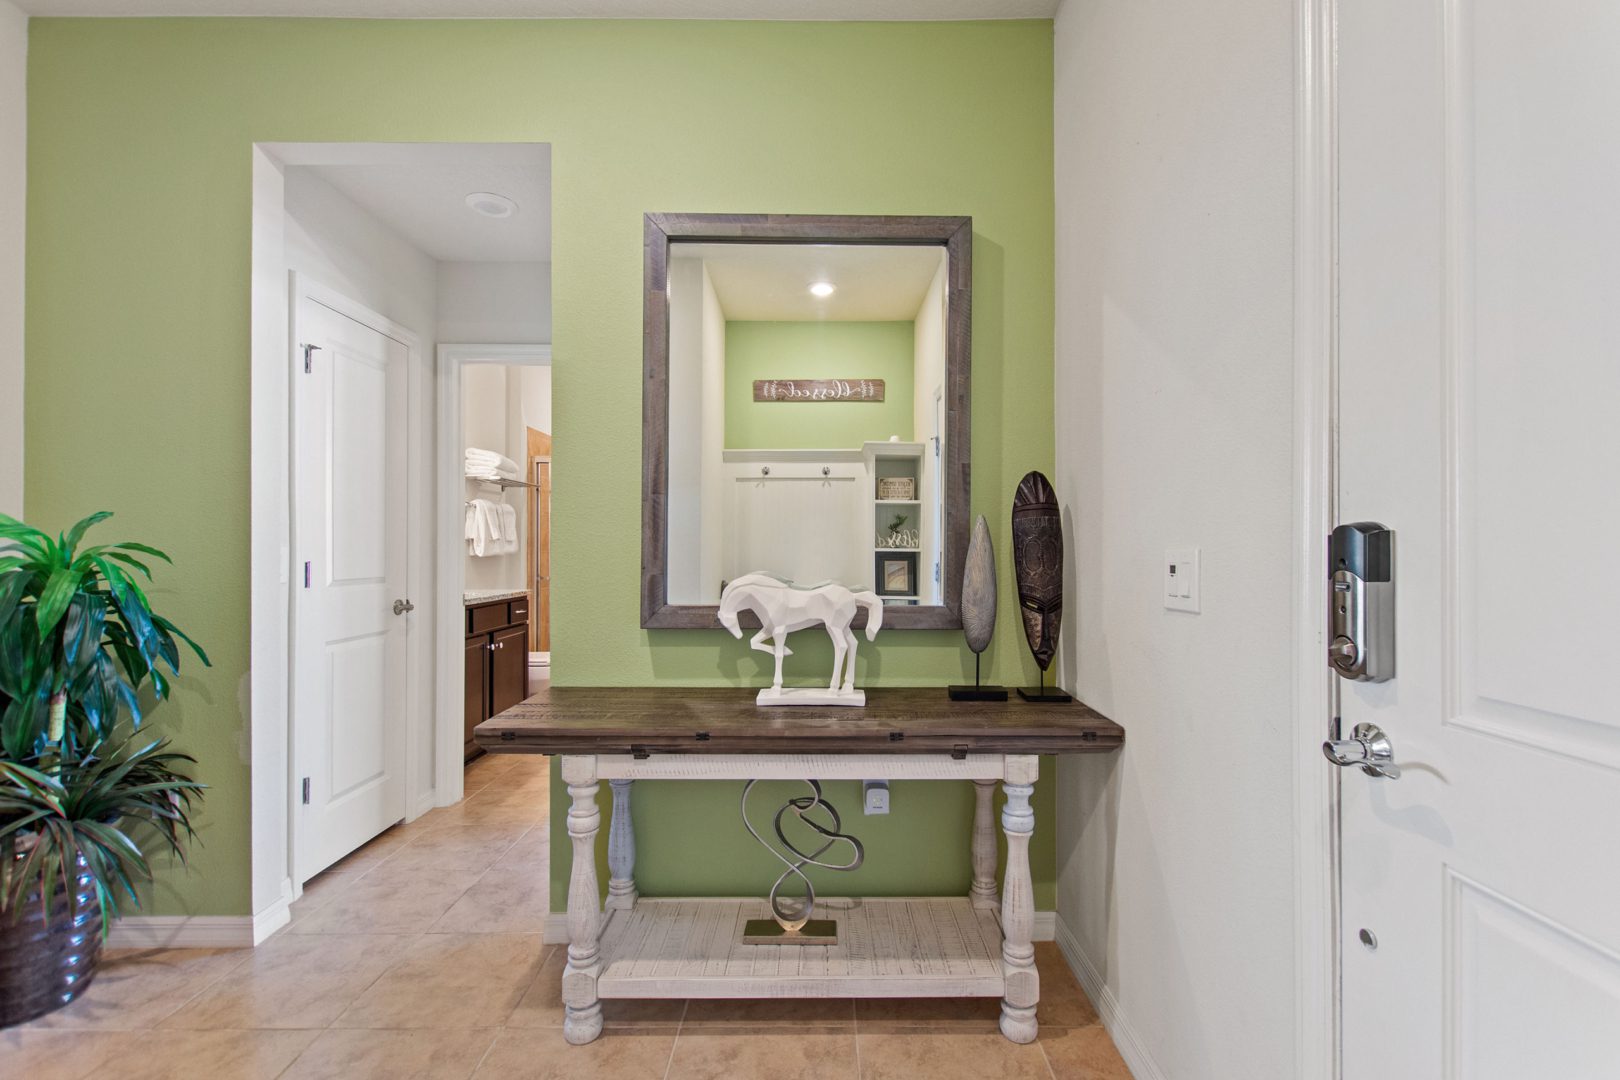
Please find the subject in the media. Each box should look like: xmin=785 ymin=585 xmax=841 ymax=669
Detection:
xmin=642 ymin=213 xmax=972 ymax=630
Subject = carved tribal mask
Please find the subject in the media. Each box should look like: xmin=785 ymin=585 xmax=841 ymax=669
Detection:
xmin=1011 ymin=471 xmax=1063 ymax=672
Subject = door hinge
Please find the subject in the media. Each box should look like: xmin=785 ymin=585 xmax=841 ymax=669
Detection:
xmin=301 ymin=777 xmax=311 ymax=804
xmin=303 ymin=561 xmax=311 ymax=589
xmin=301 ymin=343 xmax=322 ymax=373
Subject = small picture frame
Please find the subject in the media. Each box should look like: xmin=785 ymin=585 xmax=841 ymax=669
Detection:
xmin=875 ymin=552 xmax=918 ymax=597
xmin=876 ymin=477 xmax=916 ymax=501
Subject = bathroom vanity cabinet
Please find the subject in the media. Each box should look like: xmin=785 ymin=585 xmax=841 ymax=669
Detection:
xmin=463 ymin=592 xmax=530 ymax=760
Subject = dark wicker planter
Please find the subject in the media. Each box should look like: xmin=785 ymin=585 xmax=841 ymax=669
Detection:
xmin=0 ymin=844 xmax=104 ymax=1028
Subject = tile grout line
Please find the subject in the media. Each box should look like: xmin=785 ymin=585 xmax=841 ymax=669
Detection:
xmin=467 ymin=1028 xmax=501 ymax=1078
xmin=1038 ymin=1038 xmax=1059 ymax=1080
xmin=852 ymin=998 xmax=863 ymax=1079
xmin=660 ymin=998 xmax=689 ymax=1080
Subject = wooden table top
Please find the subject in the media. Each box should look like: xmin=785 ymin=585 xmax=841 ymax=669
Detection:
xmin=475 ymin=686 xmax=1124 ymax=756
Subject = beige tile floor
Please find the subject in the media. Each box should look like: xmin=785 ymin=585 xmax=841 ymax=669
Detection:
xmin=1 ymin=752 xmax=1133 ymax=1079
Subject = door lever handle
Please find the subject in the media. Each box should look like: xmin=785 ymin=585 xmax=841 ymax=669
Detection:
xmin=1323 ymin=722 xmax=1401 ymax=779
xmin=392 ymin=599 xmax=415 ymax=616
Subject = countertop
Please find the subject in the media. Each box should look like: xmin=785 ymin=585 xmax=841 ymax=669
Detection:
xmin=463 ymin=588 xmax=529 ymax=606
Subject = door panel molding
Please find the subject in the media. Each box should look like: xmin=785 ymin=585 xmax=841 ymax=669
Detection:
xmin=1440 ymin=0 xmax=1620 ymax=772
xmin=1445 ymin=867 xmax=1620 ymax=1080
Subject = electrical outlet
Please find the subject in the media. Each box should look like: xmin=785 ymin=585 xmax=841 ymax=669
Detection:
xmin=863 ymin=780 xmax=890 ymax=815
xmin=1165 ymin=547 xmax=1200 ymax=613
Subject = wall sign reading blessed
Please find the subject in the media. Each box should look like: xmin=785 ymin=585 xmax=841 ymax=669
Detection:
xmin=753 ymin=379 xmax=886 ymax=403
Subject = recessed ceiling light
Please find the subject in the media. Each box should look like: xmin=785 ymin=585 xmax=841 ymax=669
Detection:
xmin=465 ymin=192 xmax=518 ymax=219
xmin=809 ymin=281 xmax=836 ymax=298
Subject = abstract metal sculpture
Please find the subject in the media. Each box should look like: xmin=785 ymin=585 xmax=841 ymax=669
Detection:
xmin=1011 ymin=471 xmax=1072 ymax=702
xmin=740 ymin=779 xmax=865 ymax=944
xmin=719 ymin=572 xmax=884 ymax=705
xmin=950 ymin=515 xmax=1008 ymax=701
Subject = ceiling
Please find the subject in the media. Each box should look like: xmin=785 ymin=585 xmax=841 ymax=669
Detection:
xmin=271 ymin=143 xmax=549 ymax=263
xmin=15 ymin=0 xmax=1055 ymax=16
xmin=677 ymin=242 xmax=945 ymax=322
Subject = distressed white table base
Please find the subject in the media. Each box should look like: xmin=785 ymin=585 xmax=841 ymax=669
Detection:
xmin=559 ymin=752 xmax=1041 ymax=1045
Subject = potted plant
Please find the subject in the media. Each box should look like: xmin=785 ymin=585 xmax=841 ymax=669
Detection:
xmin=0 ymin=512 xmax=208 ymax=1027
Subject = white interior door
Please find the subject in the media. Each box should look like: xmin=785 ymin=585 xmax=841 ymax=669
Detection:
xmin=1337 ymin=2 xmax=1620 ymax=1075
xmin=293 ymin=289 xmax=410 ymax=882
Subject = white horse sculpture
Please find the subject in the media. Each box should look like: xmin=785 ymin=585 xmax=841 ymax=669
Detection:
xmin=718 ymin=572 xmax=884 ymax=706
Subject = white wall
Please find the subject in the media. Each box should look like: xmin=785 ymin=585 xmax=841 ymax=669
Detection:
xmin=698 ymin=264 xmax=725 ymax=601
xmin=0 ymin=0 xmax=26 ymax=517
xmin=665 ymin=258 xmax=705 ymax=602
xmin=518 ymin=364 xmax=551 ymax=437
xmin=462 ymin=363 xmax=526 ymax=592
xmin=284 ymin=169 xmax=438 ymax=342
xmin=1051 ymin=2 xmax=1297 ymax=1079
xmin=912 ymin=258 xmax=947 ymax=603
xmin=437 ymin=261 xmax=550 ymax=344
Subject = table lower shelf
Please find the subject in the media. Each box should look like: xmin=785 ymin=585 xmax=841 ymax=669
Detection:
xmin=595 ymin=897 xmax=1007 ymax=1000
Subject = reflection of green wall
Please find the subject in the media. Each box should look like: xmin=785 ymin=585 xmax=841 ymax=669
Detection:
xmin=25 ymin=18 xmax=1057 ymax=918
xmin=725 ymin=321 xmax=913 ymax=449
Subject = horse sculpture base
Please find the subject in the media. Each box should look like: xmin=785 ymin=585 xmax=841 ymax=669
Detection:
xmin=756 ymin=687 xmax=866 ymax=707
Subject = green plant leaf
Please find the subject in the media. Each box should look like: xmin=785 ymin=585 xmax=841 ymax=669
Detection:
xmin=60 ymin=512 xmax=114 ymax=557
xmin=35 ymin=566 xmax=86 ymax=638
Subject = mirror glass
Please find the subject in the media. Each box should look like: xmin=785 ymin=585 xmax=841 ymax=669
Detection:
xmin=663 ymin=242 xmax=951 ymax=609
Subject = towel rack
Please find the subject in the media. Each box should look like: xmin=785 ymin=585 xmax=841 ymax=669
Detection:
xmin=466 ymin=475 xmax=537 ymax=491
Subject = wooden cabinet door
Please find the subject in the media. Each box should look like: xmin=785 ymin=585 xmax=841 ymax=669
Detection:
xmin=464 ymin=635 xmax=489 ymax=760
xmin=489 ymin=624 xmax=529 ymax=718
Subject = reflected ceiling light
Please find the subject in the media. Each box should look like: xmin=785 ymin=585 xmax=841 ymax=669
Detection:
xmin=809 ymin=281 xmax=836 ymax=298
xmin=465 ymin=192 xmax=518 ymax=219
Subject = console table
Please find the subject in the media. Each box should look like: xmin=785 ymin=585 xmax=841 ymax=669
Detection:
xmin=475 ymin=686 xmax=1123 ymax=1045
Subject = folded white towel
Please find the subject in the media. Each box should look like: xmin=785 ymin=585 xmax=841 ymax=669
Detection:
xmin=464 ymin=463 xmax=520 ymax=481
xmin=464 ymin=448 xmax=519 ymax=474
xmin=466 ymin=498 xmax=508 ymax=557
xmin=498 ymin=503 xmax=520 ymax=554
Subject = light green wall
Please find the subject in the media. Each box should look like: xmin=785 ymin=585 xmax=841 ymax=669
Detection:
xmin=725 ymin=321 xmax=914 ymax=450
xmin=24 ymin=18 xmax=1057 ymax=917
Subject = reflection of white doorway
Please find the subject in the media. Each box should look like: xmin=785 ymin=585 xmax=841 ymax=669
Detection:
xmin=435 ymin=344 xmax=552 ymax=807
xmin=290 ymin=277 xmax=416 ymax=883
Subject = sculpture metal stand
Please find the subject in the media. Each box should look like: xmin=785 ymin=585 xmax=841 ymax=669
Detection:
xmin=739 ymin=779 xmax=864 ymax=945
xmin=950 ymin=515 xmax=1008 ymax=701
xmin=719 ymin=572 xmax=884 ymax=706
xmin=1011 ymin=472 xmax=1073 ymax=703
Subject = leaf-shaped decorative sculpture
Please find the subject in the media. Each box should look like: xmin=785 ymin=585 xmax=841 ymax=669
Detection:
xmin=1011 ymin=471 xmax=1064 ymax=672
xmin=961 ymin=515 xmax=997 ymax=654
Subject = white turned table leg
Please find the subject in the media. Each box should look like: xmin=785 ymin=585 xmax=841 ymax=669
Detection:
xmin=998 ymin=755 xmax=1040 ymax=1044
xmin=561 ymin=755 xmax=604 ymax=1045
xmin=606 ymin=779 xmax=638 ymax=910
xmin=970 ymin=778 xmax=1000 ymax=911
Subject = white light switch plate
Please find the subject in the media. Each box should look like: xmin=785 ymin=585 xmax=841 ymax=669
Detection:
xmin=1165 ymin=547 xmax=1200 ymax=613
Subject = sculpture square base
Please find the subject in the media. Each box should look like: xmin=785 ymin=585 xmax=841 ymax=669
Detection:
xmin=741 ymin=918 xmax=839 ymax=945
xmin=1016 ymin=687 xmax=1073 ymax=703
xmin=756 ymin=687 xmax=866 ymax=707
xmin=949 ymin=684 xmax=1009 ymax=702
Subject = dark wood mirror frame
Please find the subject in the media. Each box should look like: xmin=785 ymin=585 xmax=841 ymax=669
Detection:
xmin=641 ymin=213 xmax=973 ymax=631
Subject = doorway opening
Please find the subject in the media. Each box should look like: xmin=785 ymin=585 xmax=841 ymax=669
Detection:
xmin=449 ymin=349 xmax=553 ymax=768
xmin=250 ymin=141 xmax=551 ymax=937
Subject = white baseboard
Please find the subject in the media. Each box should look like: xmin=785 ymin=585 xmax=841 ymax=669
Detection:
xmin=107 ymin=915 xmax=256 ymax=950
xmin=542 ymin=908 xmax=1058 ymax=945
xmin=107 ymin=896 xmax=290 ymax=950
xmin=1054 ymin=913 xmax=1168 ymax=1080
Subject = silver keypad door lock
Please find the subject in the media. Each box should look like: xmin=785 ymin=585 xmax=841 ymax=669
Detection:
xmin=1328 ymin=522 xmax=1394 ymax=682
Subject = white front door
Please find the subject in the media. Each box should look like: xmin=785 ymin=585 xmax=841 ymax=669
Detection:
xmin=1337 ymin=2 xmax=1620 ymax=1076
xmin=292 ymin=288 xmax=410 ymax=882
